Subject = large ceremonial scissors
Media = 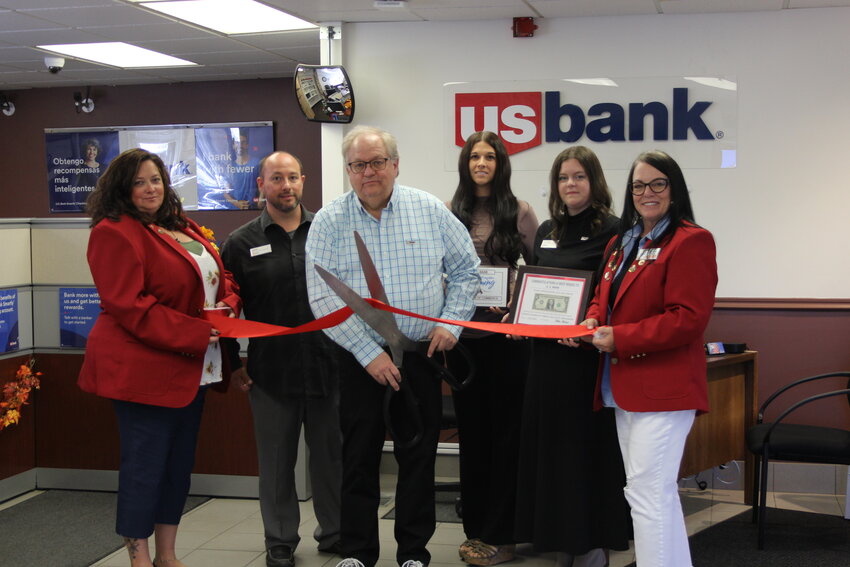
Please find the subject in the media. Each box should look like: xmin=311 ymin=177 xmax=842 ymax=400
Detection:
xmin=314 ymin=231 xmax=475 ymax=448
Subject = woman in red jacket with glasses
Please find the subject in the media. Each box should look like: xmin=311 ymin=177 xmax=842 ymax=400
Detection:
xmin=580 ymin=150 xmax=717 ymax=567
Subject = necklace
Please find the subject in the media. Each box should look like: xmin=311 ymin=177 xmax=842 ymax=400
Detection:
xmin=154 ymin=225 xmax=185 ymax=242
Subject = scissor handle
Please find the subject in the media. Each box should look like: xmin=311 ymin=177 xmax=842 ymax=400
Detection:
xmin=383 ymin=377 xmax=423 ymax=450
xmin=416 ymin=341 xmax=476 ymax=391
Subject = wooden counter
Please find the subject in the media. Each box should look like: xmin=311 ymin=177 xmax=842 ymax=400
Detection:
xmin=680 ymin=351 xmax=758 ymax=504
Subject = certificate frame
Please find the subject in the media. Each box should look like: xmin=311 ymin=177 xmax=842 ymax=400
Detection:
xmin=507 ymin=266 xmax=595 ymax=326
xmin=474 ymin=266 xmax=509 ymax=307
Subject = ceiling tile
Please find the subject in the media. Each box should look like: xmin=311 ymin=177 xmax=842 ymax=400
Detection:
xmin=658 ymin=0 xmax=785 ymax=14
xmin=529 ymin=0 xmax=659 ymax=18
xmin=0 ymin=0 xmax=114 ymax=8
xmin=232 ymin=30 xmax=320 ymax=50
xmin=20 ymin=4 xmax=167 ymax=27
xmin=137 ymin=36 xmax=258 ymax=54
xmin=0 ymin=10 xmax=66 ymax=32
xmin=80 ymin=22 xmax=213 ymax=42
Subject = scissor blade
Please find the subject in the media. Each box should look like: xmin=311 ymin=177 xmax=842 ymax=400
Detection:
xmin=314 ymin=264 xmax=415 ymax=365
xmin=354 ymin=230 xmax=390 ymax=304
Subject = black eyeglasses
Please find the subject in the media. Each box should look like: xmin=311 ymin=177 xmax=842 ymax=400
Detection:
xmin=629 ymin=178 xmax=669 ymax=196
xmin=347 ymin=157 xmax=392 ymax=174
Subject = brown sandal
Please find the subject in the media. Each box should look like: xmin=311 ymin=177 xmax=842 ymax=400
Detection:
xmin=459 ymin=539 xmax=482 ymax=558
xmin=459 ymin=541 xmax=515 ymax=566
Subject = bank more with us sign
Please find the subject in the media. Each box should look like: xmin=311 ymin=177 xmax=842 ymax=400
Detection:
xmin=444 ymin=77 xmax=737 ymax=171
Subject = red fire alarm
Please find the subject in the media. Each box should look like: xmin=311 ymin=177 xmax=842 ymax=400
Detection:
xmin=512 ymin=17 xmax=537 ymax=38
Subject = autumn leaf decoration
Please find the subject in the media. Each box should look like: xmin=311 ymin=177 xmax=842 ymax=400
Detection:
xmin=198 ymin=225 xmax=219 ymax=252
xmin=0 ymin=360 xmax=42 ymax=432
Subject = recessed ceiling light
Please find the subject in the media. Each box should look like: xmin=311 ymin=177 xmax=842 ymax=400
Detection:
xmin=138 ymin=0 xmax=317 ymax=34
xmin=38 ymin=43 xmax=197 ymax=68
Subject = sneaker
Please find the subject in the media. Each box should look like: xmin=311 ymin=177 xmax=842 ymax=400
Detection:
xmin=336 ymin=559 xmax=366 ymax=567
xmin=401 ymin=561 xmax=425 ymax=567
xmin=267 ymin=545 xmax=295 ymax=567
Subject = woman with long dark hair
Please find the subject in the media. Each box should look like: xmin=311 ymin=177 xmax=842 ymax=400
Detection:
xmin=80 ymin=148 xmax=241 ymax=567
xmin=447 ymin=131 xmax=538 ymax=566
xmin=582 ymin=150 xmax=717 ymax=567
xmin=514 ymin=146 xmax=630 ymax=567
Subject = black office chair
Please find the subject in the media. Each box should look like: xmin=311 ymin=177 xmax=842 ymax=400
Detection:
xmin=745 ymin=371 xmax=850 ymax=550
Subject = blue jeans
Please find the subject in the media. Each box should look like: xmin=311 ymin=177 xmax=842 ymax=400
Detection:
xmin=113 ymin=388 xmax=207 ymax=538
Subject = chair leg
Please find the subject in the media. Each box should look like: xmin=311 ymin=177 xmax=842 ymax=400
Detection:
xmin=845 ymin=467 xmax=850 ymax=520
xmin=751 ymin=454 xmax=761 ymax=524
xmin=757 ymin=451 xmax=770 ymax=550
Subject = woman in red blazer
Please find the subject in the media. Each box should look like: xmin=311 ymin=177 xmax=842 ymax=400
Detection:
xmin=580 ymin=151 xmax=717 ymax=567
xmin=79 ymin=149 xmax=240 ymax=567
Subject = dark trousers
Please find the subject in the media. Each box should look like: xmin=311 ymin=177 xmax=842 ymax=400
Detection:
xmin=449 ymin=334 xmax=530 ymax=544
xmin=337 ymin=349 xmax=442 ymax=567
xmin=113 ymin=388 xmax=207 ymax=538
xmin=249 ymin=385 xmax=342 ymax=551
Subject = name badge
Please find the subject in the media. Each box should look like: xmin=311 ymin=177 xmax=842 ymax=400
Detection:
xmin=541 ymin=239 xmax=557 ymax=249
xmin=637 ymin=247 xmax=660 ymax=261
xmin=250 ymin=244 xmax=272 ymax=257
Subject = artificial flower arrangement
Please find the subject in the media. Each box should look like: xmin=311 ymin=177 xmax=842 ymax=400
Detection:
xmin=198 ymin=225 xmax=219 ymax=252
xmin=0 ymin=360 xmax=42 ymax=431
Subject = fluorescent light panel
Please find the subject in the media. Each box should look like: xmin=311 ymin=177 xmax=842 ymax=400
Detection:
xmin=38 ymin=42 xmax=197 ymax=68
xmin=139 ymin=0 xmax=317 ymax=34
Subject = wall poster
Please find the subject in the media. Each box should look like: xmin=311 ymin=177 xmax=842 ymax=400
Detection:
xmin=45 ymin=122 xmax=273 ymax=213
xmin=59 ymin=287 xmax=100 ymax=348
xmin=0 ymin=289 xmax=19 ymax=353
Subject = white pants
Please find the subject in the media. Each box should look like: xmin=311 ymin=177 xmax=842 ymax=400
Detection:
xmin=615 ymin=408 xmax=696 ymax=567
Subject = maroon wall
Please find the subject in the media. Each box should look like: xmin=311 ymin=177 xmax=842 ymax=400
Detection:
xmin=705 ymin=305 xmax=850 ymax=428
xmin=0 ymin=78 xmax=323 ymax=240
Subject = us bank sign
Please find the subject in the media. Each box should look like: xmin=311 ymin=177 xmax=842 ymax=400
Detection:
xmin=444 ymin=77 xmax=737 ymax=170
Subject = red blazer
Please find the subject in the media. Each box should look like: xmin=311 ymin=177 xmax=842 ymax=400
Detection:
xmin=78 ymin=215 xmax=241 ymax=408
xmin=586 ymin=223 xmax=717 ymax=413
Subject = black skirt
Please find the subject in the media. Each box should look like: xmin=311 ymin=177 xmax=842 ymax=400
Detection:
xmin=514 ymin=339 xmax=632 ymax=553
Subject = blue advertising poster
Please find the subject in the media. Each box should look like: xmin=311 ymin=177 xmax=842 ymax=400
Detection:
xmin=46 ymin=131 xmax=120 ymax=213
xmin=195 ymin=126 xmax=273 ymax=210
xmin=0 ymin=289 xmax=19 ymax=353
xmin=59 ymin=287 xmax=101 ymax=348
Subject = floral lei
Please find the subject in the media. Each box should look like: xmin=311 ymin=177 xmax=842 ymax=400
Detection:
xmin=0 ymin=360 xmax=42 ymax=432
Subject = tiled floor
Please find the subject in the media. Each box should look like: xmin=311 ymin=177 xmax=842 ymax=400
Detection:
xmin=87 ymin=476 xmax=847 ymax=567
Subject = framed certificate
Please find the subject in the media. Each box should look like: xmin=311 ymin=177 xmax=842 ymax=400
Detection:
xmin=475 ymin=266 xmax=509 ymax=307
xmin=508 ymin=266 xmax=594 ymax=325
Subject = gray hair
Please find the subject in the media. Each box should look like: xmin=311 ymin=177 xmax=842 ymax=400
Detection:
xmin=342 ymin=125 xmax=399 ymax=160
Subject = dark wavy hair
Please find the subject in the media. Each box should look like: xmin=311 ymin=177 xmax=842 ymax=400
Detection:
xmin=546 ymin=146 xmax=613 ymax=241
xmin=608 ymin=150 xmax=697 ymax=253
xmin=450 ymin=131 xmax=522 ymax=267
xmin=86 ymin=148 xmax=186 ymax=229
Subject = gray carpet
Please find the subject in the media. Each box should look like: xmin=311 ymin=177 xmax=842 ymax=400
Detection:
xmin=0 ymin=490 xmax=208 ymax=567
xmin=626 ymin=507 xmax=850 ymax=567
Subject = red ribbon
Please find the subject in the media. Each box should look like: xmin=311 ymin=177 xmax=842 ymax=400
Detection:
xmin=206 ymin=299 xmax=593 ymax=341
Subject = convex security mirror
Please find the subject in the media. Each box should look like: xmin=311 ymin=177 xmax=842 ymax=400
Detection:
xmin=294 ymin=64 xmax=355 ymax=123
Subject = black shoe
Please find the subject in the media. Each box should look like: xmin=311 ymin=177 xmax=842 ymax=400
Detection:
xmin=267 ymin=545 xmax=295 ymax=567
xmin=318 ymin=541 xmax=341 ymax=555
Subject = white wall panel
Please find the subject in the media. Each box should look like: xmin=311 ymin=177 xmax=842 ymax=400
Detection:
xmin=342 ymin=9 xmax=850 ymax=298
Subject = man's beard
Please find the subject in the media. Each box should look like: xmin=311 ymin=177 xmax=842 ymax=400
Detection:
xmin=269 ymin=194 xmax=300 ymax=214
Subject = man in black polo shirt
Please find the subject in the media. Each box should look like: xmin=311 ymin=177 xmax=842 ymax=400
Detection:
xmin=221 ymin=151 xmax=341 ymax=567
